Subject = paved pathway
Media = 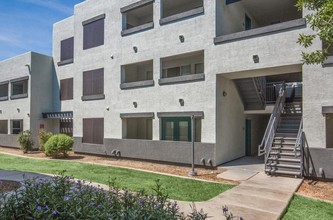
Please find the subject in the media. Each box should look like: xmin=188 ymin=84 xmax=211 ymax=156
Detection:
xmin=1 ymin=170 xmax=302 ymax=220
xmin=178 ymin=172 xmax=303 ymax=220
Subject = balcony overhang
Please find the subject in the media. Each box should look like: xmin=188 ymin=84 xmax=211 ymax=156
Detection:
xmin=42 ymin=111 xmax=73 ymax=119
xmin=214 ymin=18 xmax=306 ymax=45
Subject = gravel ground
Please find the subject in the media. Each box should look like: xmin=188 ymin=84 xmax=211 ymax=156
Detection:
xmin=297 ymin=179 xmax=333 ymax=202
xmin=0 ymin=180 xmax=20 ymax=193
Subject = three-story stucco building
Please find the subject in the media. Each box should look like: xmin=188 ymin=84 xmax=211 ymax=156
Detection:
xmin=0 ymin=0 xmax=332 ymax=179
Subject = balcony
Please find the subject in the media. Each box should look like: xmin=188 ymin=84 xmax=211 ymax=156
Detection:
xmin=121 ymin=0 xmax=154 ymax=36
xmin=215 ymin=0 xmax=305 ymax=44
xmin=160 ymin=0 xmax=204 ymax=25
xmin=159 ymin=51 xmax=205 ymax=85
xmin=121 ymin=60 xmax=154 ymax=89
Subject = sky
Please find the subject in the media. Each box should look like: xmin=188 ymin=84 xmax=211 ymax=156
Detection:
xmin=0 ymin=0 xmax=84 ymax=61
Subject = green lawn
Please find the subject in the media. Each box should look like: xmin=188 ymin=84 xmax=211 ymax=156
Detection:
xmin=283 ymin=195 xmax=333 ymax=220
xmin=0 ymin=153 xmax=233 ymax=201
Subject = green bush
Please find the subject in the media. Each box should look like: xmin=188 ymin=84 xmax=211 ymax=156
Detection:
xmin=17 ymin=130 xmax=33 ymax=153
xmin=0 ymin=174 xmax=208 ymax=220
xmin=38 ymin=129 xmax=53 ymax=151
xmin=44 ymin=134 xmax=73 ymax=157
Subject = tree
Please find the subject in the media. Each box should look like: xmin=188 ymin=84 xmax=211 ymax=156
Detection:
xmin=297 ymin=0 xmax=333 ymax=64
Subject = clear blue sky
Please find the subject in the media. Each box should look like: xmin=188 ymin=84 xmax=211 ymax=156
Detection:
xmin=0 ymin=0 xmax=84 ymax=61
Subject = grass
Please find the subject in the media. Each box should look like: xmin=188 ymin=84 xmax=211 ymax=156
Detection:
xmin=0 ymin=153 xmax=234 ymax=201
xmin=282 ymin=195 xmax=333 ymax=220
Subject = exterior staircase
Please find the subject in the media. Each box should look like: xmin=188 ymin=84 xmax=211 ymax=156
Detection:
xmin=265 ymin=102 xmax=302 ymax=177
xmin=259 ymin=83 xmax=304 ymax=178
xmin=235 ymin=77 xmax=266 ymax=110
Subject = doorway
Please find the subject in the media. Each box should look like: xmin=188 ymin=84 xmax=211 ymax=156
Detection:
xmin=245 ymin=119 xmax=252 ymax=156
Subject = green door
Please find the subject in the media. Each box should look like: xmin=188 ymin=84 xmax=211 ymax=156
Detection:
xmin=162 ymin=117 xmax=191 ymax=142
xmin=245 ymin=14 xmax=252 ymax=30
xmin=245 ymin=119 xmax=252 ymax=156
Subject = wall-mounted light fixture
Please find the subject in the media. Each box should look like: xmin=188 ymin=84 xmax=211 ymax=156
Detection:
xmin=179 ymin=35 xmax=185 ymax=43
xmin=110 ymin=55 xmax=114 ymax=59
xmin=133 ymin=102 xmax=137 ymax=108
xmin=179 ymin=98 xmax=184 ymax=106
xmin=0 ymin=110 xmax=2 ymax=114
xmin=133 ymin=46 xmax=138 ymax=53
xmin=253 ymin=55 xmax=259 ymax=63
xmin=106 ymin=107 xmax=110 ymax=111
xmin=223 ymin=91 xmax=228 ymax=97
xmin=17 ymin=108 xmax=20 ymax=113
xmin=27 ymin=113 xmax=30 ymax=117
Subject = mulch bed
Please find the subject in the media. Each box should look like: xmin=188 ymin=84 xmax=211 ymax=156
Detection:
xmin=297 ymin=179 xmax=333 ymax=202
xmin=0 ymin=180 xmax=20 ymax=193
xmin=0 ymin=147 xmax=236 ymax=185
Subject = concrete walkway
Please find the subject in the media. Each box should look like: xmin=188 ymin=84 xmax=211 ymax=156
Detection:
xmin=1 ymin=170 xmax=302 ymax=220
xmin=178 ymin=172 xmax=303 ymax=220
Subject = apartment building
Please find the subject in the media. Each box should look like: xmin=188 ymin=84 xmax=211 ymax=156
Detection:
xmin=1 ymin=0 xmax=332 ymax=179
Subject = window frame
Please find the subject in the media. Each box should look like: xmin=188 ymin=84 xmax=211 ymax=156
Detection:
xmin=0 ymin=81 xmax=9 ymax=101
xmin=60 ymin=78 xmax=74 ymax=101
xmin=11 ymin=120 xmax=23 ymax=135
xmin=58 ymin=37 xmax=74 ymax=66
xmin=82 ymin=68 xmax=105 ymax=101
xmin=10 ymin=77 xmax=29 ymax=100
xmin=82 ymin=118 xmax=104 ymax=145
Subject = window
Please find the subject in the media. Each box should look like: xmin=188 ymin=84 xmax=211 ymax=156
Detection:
xmin=245 ymin=14 xmax=252 ymax=30
xmin=60 ymin=119 xmax=73 ymax=137
xmin=82 ymin=68 xmax=104 ymax=100
xmin=11 ymin=78 xmax=28 ymax=99
xmin=83 ymin=14 xmax=105 ymax=50
xmin=11 ymin=120 xmax=23 ymax=135
xmin=121 ymin=0 xmax=154 ymax=36
xmin=60 ymin=78 xmax=73 ymax=101
xmin=60 ymin=37 xmax=74 ymax=63
xmin=161 ymin=117 xmax=201 ymax=142
xmin=0 ymin=120 xmax=8 ymax=134
xmin=0 ymin=82 xmax=8 ymax=101
xmin=83 ymin=118 xmax=104 ymax=144
xmin=161 ymin=0 xmax=204 ymax=24
xmin=195 ymin=63 xmax=204 ymax=74
xmin=123 ymin=118 xmax=153 ymax=140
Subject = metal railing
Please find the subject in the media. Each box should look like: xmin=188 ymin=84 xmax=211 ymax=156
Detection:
xmin=266 ymin=81 xmax=284 ymax=104
xmin=295 ymin=119 xmax=304 ymax=176
xmin=258 ymin=84 xmax=286 ymax=164
xmin=252 ymin=77 xmax=266 ymax=108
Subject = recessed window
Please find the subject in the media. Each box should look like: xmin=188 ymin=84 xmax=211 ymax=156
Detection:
xmin=60 ymin=78 xmax=73 ymax=101
xmin=161 ymin=0 xmax=204 ymax=20
xmin=0 ymin=82 xmax=8 ymax=101
xmin=11 ymin=120 xmax=23 ymax=135
xmin=59 ymin=37 xmax=74 ymax=65
xmin=121 ymin=60 xmax=154 ymax=89
xmin=11 ymin=78 xmax=28 ymax=99
xmin=161 ymin=117 xmax=201 ymax=142
xmin=83 ymin=14 xmax=105 ymax=50
xmin=122 ymin=118 xmax=153 ymax=140
xmin=121 ymin=0 xmax=154 ymax=36
xmin=161 ymin=51 xmax=204 ymax=81
xmin=83 ymin=118 xmax=104 ymax=145
xmin=82 ymin=68 xmax=104 ymax=101
xmin=0 ymin=120 xmax=8 ymax=134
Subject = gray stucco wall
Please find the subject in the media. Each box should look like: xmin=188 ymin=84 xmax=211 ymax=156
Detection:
xmin=304 ymin=148 xmax=333 ymax=179
xmin=73 ymin=137 xmax=216 ymax=166
xmin=0 ymin=134 xmax=19 ymax=148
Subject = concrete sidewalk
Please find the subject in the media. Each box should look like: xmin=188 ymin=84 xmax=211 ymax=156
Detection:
xmin=0 ymin=170 xmax=52 ymax=182
xmin=178 ymin=172 xmax=303 ymax=220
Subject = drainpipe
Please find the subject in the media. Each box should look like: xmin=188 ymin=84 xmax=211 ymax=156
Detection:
xmin=188 ymin=115 xmax=197 ymax=176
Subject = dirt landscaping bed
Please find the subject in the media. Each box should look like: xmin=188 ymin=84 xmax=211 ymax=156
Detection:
xmin=297 ymin=179 xmax=333 ymax=203
xmin=0 ymin=180 xmax=20 ymax=193
xmin=0 ymin=147 xmax=235 ymax=185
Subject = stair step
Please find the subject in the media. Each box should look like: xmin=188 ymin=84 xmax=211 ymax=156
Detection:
xmin=268 ymin=157 xmax=301 ymax=163
xmin=269 ymin=152 xmax=300 ymax=157
xmin=265 ymin=169 xmax=301 ymax=177
xmin=272 ymin=146 xmax=298 ymax=151
xmin=267 ymin=162 xmax=301 ymax=168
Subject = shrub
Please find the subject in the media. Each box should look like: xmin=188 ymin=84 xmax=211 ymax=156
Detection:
xmin=44 ymin=134 xmax=73 ymax=157
xmin=38 ymin=129 xmax=53 ymax=151
xmin=17 ymin=130 xmax=33 ymax=153
xmin=0 ymin=174 xmax=208 ymax=220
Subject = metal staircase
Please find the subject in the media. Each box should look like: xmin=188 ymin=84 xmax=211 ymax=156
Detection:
xmin=235 ymin=77 xmax=266 ymax=110
xmin=259 ymin=83 xmax=304 ymax=177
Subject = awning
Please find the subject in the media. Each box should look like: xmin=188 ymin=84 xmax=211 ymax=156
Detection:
xmin=42 ymin=111 xmax=73 ymax=119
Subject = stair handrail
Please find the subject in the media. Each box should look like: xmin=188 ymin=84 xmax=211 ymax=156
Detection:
xmin=258 ymin=83 xmax=286 ymax=156
xmin=294 ymin=119 xmax=303 ymax=158
xmin=252 ymin=77 xmax=267 ymax=108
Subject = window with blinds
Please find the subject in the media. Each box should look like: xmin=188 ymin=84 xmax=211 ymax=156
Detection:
xmin=60 ymin=78 xmax=73 ymax=101
xmin=82 ymin=118 xmax=104 ymax=144
xmin=83 ymin=15 xmax=105 ymax=50
xmin=60 ymin=37 xmax=74 ymax=61
xmin=82 ymin=68 xmax=104 ymax=100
